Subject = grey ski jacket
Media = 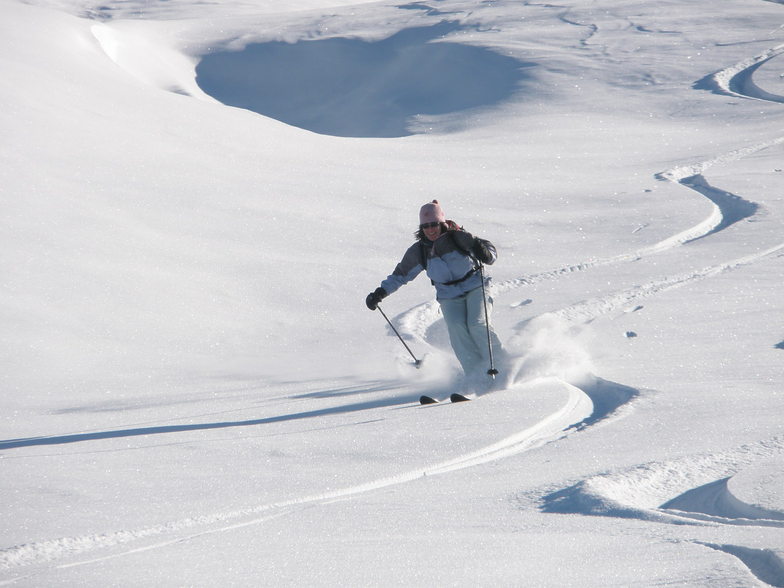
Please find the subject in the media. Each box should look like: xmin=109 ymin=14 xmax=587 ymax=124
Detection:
xmin=380 ymin=230 xmax=496 ymax=300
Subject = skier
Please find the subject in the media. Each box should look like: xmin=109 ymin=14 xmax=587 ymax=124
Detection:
xmin=366 ymin=200 xmax=504 ymax=388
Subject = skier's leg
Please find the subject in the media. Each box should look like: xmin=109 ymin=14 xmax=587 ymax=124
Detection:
xmin=465 ymin=286 xmax=504 ymax=367
xmin=438 ymin=295 xmax=483 ymax=375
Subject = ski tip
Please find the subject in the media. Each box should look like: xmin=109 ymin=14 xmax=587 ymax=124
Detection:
xmin=450 ymin=393 xmax=471 ymax=403
xmin=419 ymin=395 xmax=439 ymax=405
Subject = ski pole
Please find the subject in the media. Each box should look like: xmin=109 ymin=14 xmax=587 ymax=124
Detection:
xmin=478 ymin=263 xmax=499 ymax=378
xmin=376 ymin=305 xmax=422 ymax=368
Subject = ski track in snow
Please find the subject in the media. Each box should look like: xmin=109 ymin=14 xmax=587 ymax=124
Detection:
xmin=515 ymin=39 xmax=784 ymax=587
xmin=0 ymin=378 xmax=590 ymax=574
xmin=697 ymin=42 xmax=784 ymax=103
xmin=549 ymin=240 xmax=784 ymax=325
xmin=398 ymin=136 xmax=784 ymax=346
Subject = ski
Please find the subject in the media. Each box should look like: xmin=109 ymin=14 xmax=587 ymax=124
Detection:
xmin=419 ymin=393 xmax=472 ymax=405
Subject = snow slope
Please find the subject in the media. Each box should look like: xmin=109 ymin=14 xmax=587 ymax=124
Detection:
xmin=1 ymin=0 xmax=783 ymax=585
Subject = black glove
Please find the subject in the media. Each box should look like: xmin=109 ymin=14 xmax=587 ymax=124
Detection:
xmin=365 ymin=287 xmax=387 ymax=310
xmin=473 ymin=238 xmax=497 ymax=265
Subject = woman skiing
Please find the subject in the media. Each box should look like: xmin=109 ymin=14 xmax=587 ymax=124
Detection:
xmin=366 ymin=200 xmax=504 ymax=388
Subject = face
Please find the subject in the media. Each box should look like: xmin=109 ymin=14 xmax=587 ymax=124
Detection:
xmin=421 ymin=221 xmax=443 ymax=240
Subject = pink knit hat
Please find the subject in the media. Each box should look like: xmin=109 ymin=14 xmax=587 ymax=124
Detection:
xmin=419 ymin=200 xmax=446 ymax=225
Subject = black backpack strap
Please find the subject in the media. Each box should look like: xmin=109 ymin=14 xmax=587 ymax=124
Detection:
xmin=441 ymin=267 xmax=478 ymax=286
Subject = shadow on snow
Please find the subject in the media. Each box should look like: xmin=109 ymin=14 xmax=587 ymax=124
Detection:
xmin=567 ymin=375 xmax=639 ymax=431
xmin=195 ymin=20 xmax=534 ymax=137
xmin=0 ymin=393 xmax=418 ymax=450
xmin=680 ymin=174 xmax=759 ymax=240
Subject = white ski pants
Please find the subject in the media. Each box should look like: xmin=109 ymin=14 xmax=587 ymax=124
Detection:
xmin=438 ymin=285 xmax=503 ymax=379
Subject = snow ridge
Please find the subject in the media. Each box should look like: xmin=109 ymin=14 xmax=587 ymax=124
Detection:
xmin=539 ymin=436 xmax=784 ymax=525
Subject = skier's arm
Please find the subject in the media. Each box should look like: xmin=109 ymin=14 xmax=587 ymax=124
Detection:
xmin=379 ymin=242 xmax=426 ymax=296
xmin=451 ymin=230 xmax=497 ymax=265
xmin=473 ymin=238 xmax=496 ymax=265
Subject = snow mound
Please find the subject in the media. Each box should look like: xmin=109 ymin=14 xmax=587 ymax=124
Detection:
xmin=541 ymin=437 xmax=784 ymax=526
xmin=92 ymin=22 xmax=211 ymax=99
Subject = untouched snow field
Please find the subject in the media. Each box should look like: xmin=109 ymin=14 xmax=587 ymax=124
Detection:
xmin=1 ymin=0 xmax=783 ymax=585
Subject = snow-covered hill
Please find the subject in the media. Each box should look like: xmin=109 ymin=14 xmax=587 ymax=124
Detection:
xmin=1 ymin=0 xmax=783 ymax=585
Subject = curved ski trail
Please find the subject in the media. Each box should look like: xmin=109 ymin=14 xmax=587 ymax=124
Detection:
xmin=0 ymin=379 xmax=589 ymax=574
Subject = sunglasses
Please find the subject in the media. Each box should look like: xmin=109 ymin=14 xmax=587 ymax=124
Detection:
xmin=420 ymin=222 xmax=441 ymax=229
